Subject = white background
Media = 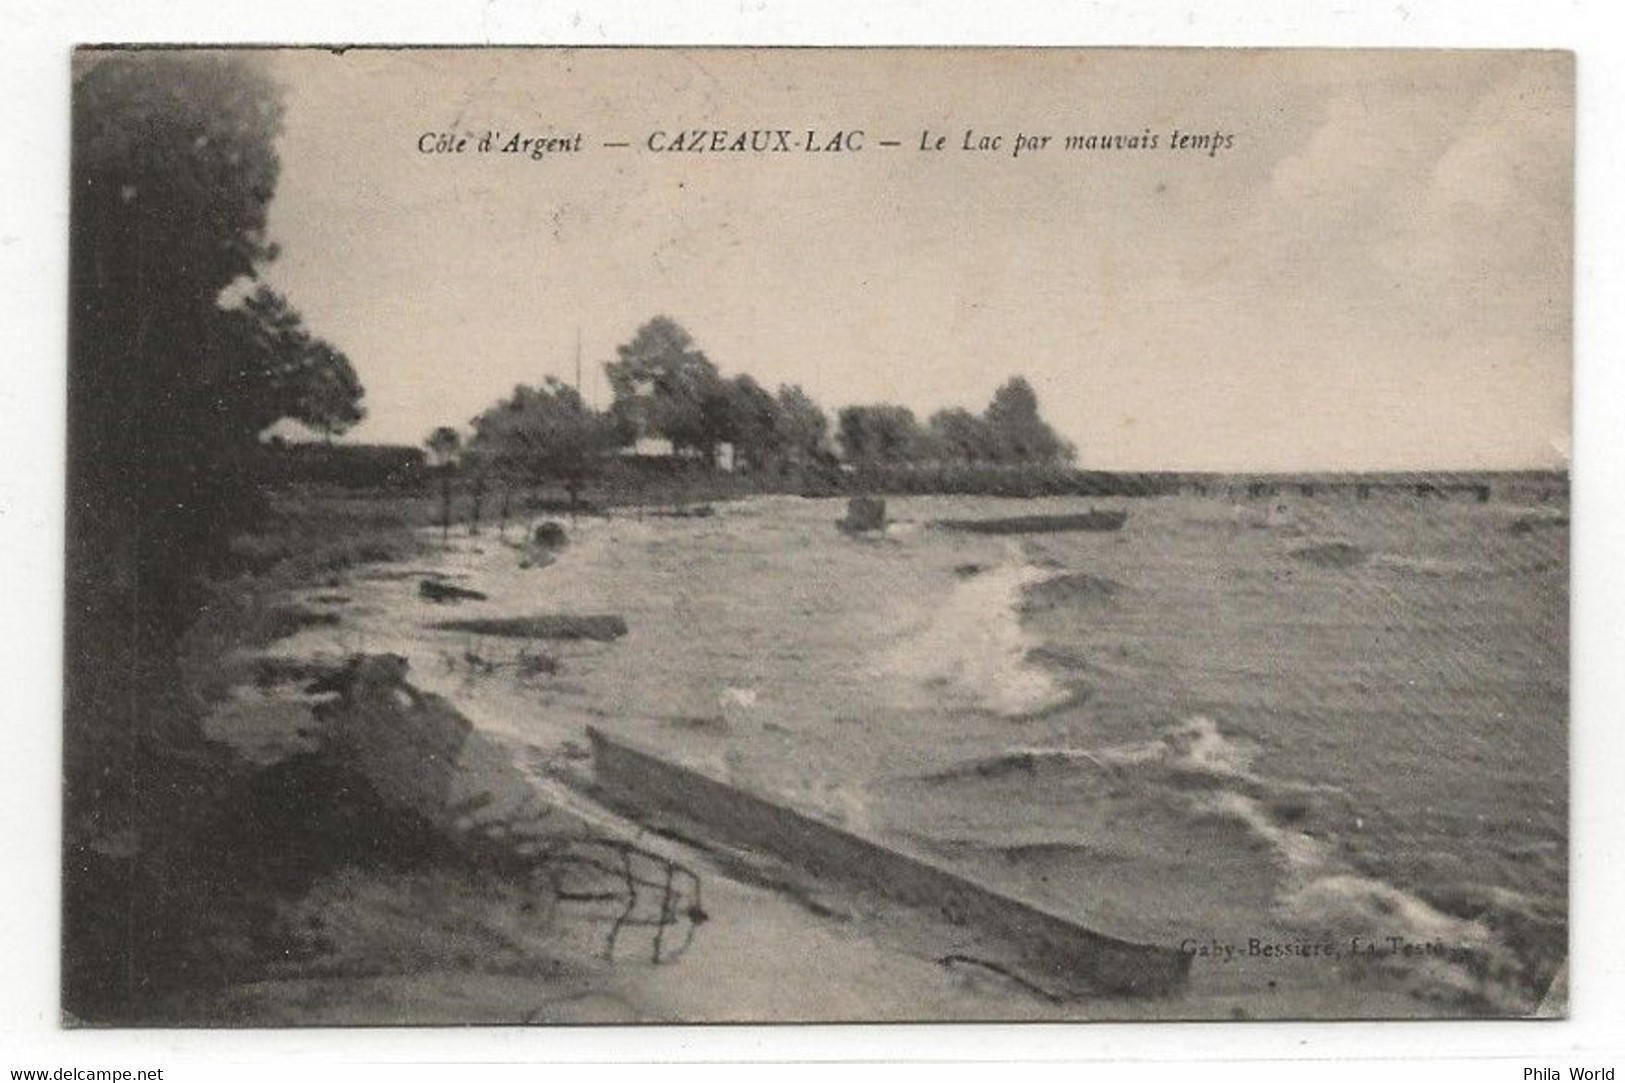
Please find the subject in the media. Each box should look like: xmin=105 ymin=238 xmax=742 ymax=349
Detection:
xmin=1 ymin=1 xmax=1619 ymax=1079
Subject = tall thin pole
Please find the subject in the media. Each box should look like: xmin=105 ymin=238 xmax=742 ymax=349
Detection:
xmin=574 ymin=327 xmax=583 ymax=399
xmin=572 ymin=326 xmax=584 ymax=521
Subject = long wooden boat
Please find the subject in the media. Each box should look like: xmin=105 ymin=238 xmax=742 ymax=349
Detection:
xmin=587 ymin=726 xmax=1190 ymax=1000
xmin=934 ymin=508 xmax=1129 ymax=535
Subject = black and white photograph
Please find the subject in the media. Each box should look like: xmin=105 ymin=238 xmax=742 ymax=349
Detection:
xmin=59 ymin=45 xmax=1573 ymax=1027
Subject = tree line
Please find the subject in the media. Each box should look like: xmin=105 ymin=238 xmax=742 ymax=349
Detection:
xmin=71 ymin=53 xmax=367 ymax=644
xmin=432 ymin=315 xmax=1075 ymax=505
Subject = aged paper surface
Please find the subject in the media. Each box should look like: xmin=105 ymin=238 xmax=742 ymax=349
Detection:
xmin=63 ymin=47 xmax=1570 ymax=1025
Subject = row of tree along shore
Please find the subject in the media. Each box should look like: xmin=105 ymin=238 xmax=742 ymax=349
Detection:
xmin=390 ymin=316 xmax=1080 ymax=509
xmin=256 ymin=314 xmax=1567 ymax=508
xmin=262 ymin=435 xmax=1569 ymax=508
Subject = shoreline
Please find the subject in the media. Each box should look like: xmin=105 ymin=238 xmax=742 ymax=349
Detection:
xmin=171 ymin=491 xmax=1553 ymax=1023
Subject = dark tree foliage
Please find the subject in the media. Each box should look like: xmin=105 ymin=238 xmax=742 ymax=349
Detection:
xmin=604 ymin=316 xmax=725 ymax=456
xmin=69 ymin=52 xmax=364 ymax=647
xmin=469 ymin=378 xmax=619 ymax=489
xmin=69 ymin=52 xmax=283 ymax=801
xmin=722 ymin=374 xmax=783 ymax=472
xmin=424 ymin=425 xmax=463 ymax=466
xmin=468 ymin=324 xmax=836 ymax=487
xmin=488 ymin=316 xmax=1068 ymax=482
xmin=836 ymin=404 xmax=928 ymax=464
xmin=835 ymin=381 xmax=1073 ymax=468
xmin=775 ymin=384 xmax=831 ymax=467
xmin=696 ymin=378 xmax=743 ymax=460
xmin=983 ymin=376 xmax=1075 ymax=464
xmin=215 ymin=286 xmax=366 ymax=441
xmin=70 ymin=54 xmax=284 ymax=631
xmin=65 ymin=52 xmax=364 ymax=1016
xmin=928 ymin=407 xmax=1000 ymax=464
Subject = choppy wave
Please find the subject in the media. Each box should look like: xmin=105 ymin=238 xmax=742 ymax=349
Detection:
xmin=885 ymin=550 xmax=1073 ymax=718
xmin=1192 ymin=759 xmax=1548 ymax=1013
xmin=918 ymin=715 xmax=1256 ymax=786
xmin=1372 ymin=553 xmax=1566 ymax=580
xmin=916 ymin=710 xmax=1552 ymax=1012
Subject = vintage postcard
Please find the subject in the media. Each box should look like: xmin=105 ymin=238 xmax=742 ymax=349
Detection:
xmin=63 ymin=46 xmax=1571 ymax=1025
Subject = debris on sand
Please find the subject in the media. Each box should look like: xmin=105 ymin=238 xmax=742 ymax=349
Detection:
xmin=514 ymin=651 xmax=561 ymax=677
xmin=263 ymin=604 xmax=342 ymax=642
xmin=953 ymin=562 xmax=991 ymax=578
xmin=532 ymin=522 xmax=569 ymax=549
xmin=441 ymin=646 xmax=561 ymax=679
xmin=646 ymin=504 xmax=716 ymax=519
xmin=419 ymin=579 xmax=489 ymax=604
xmin=1290 ymin=541 xmax=1369 ymax=568
xmin=520 ymin=522 xmax=569 ymax=570
xmin=430 ymin=615 xmax=629 ymax=642
xmin=283 ymin=656 xmax=708 ymax=963
xmin=305 ymin=654 xmax=475 ymax=827
xmin=837 ymin=496 xmax=887 ymax=534
xmin=252 ymin=655 xmax=344 ymax=689
xmin=357 ymin=568 xmax=468 ymax=583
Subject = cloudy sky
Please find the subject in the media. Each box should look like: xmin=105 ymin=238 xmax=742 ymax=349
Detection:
xmin=258 ymin=48 xmax=1572 ymax=470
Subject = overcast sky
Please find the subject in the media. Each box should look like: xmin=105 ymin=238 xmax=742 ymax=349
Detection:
xmin=257 ymin=48 xmax=1572 ymax=470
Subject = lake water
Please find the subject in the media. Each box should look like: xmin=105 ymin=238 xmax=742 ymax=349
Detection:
xmin=305 ymin=489 xmax=1568 ymax=1015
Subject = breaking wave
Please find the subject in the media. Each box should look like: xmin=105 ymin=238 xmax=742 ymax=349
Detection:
xmin=917 ymin=711 xmax=1552 ymax=1012
xmin=886 ymin=550 xmax=1073 ymax=718
xmin=918 ymin=715 xmax=1259 ymax=786
xmin=1194 ymin=771 xmax=1546 ymax=1013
